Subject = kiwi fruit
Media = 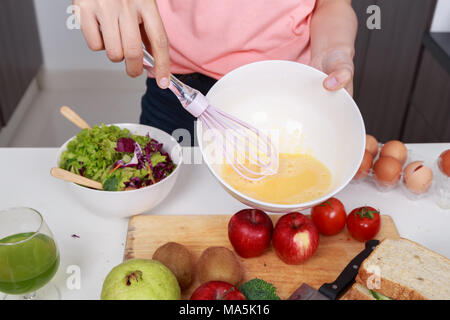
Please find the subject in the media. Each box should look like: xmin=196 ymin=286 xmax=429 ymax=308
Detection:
xmin=197 ymin=246 xmax=242 ymax=286
xmin=152 ymin=242 xmax=194 ymax=290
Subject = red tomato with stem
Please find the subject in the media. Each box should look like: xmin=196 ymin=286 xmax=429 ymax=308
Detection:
xmin=311 ymin=198 xmax=347 ymax=236
xmin=346 ymin=206 xmax=381 ymax=242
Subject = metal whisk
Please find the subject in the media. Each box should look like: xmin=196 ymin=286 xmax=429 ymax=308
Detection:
xmin=143 ymin=48 xmax=278 ymax=181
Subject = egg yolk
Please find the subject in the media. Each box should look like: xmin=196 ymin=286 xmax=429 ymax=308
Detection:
xmin=221 ymin=153 xmax=332 ymax=204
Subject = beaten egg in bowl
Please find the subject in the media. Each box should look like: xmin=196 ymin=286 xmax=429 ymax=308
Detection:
xmin=220 ymin=153 xmax=332 ymax=205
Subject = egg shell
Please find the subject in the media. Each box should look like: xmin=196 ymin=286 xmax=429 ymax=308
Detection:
xmin=354 ymin=150 xmax=373 ymax=180
xmin=373 ymin=156 xmax=402 ymax=187
xmin=403 ymin=161 xmax=433 ymax=194
xmin=438 ymin=149 xmax=450 ymax=177
xmin=380 ymin=140 xmax=408 ymax=165
xmin=365 ymin=134 xmax=379 ymax=157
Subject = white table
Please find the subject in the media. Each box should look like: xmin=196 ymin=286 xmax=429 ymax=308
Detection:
xmin=0 ymin=144 xmax=449 ymax=300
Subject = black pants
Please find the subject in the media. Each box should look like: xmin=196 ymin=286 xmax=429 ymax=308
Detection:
xmin=140 ymin=73 xmax=217 ymax=146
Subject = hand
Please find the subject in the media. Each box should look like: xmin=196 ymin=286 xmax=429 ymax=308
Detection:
xmin=73 ymin=0 xmax=170 ymax=88
xmin=310 ymin=47 xmax=355 ymax=96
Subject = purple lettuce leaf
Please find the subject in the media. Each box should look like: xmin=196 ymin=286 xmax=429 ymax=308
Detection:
xmin=78 ymin=161 xmax=86 ymax=176
xmin=133 ymin=142 xmax=146 ymax=169
xmin=145 ymin=145 xmax=153 ymax=170
xmin=152 ymin=158 xmax=175 ymax=181
xmin=114 ymin=136 xmax=175 ymax=186
xmin=145 ymin=139 xmax=163 ymax=155
xmin=113 ymin=159 xmax=137 ymax=169
xmin=115 ymin=138 xmax=136 ymax=153
xmin=113 ymin=141 xmax=145 ymax=169
xmin=124 ymin=176 xmax=143 ymax=189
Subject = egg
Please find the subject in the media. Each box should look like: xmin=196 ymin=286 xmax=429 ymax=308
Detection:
xmin=365 ymin=134 xmax=379 ymax=157
xmin=354 ymin=150 xmax=373 ymax=180
xmin=438 ymin=149 xmax=450 ymax=177
xmin=373 ymin=156 xmax=402 ymax=187
xmin=403 ymin=161 xmax=433 ymax=194
xmin=380 ymin=140 xmax=408 ymax=165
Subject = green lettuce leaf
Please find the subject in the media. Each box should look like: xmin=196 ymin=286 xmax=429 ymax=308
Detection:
xmin=150 ymin=152 xmax=167 ymax=167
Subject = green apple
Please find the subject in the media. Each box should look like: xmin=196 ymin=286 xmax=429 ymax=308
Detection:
xmin=101 ymin=259 xmax=180 ymax=300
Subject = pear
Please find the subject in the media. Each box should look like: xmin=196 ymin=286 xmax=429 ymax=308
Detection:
xmin=101 ymin=259 xmax=180 ymax=300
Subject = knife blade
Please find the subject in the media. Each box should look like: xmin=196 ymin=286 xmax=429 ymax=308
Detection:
xmin=288 ymin=283 xmax=330 ymax=300
xmin=288 ymin=239 xmax=380 ymax=300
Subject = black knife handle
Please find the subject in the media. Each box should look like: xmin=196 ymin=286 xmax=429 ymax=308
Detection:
xmin=318 ymin=239 xmax=379 ymax=300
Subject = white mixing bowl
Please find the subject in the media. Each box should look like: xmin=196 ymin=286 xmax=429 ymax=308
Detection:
xmin=56 ymin=124 xmax=182 ymax=218
xmin=198 ymin=60 xmax=365 ymax=213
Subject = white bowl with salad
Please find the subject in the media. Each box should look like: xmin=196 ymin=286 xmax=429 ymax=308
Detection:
xmin=56 ymin=123 xmax=182 ymax=218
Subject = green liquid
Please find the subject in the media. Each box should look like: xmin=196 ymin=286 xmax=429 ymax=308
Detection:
xmin=0 ymin=232 xmax=59 ymax=295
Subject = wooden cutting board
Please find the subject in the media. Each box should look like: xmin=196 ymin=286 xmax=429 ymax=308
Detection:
xmin=124 ymin=215 xmax=399 ymax=300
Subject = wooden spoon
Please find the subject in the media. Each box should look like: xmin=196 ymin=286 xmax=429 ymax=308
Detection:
xmin=60 ymin=106 xmax=91 ymax=129
xmin=50 ymin=167 xmax=103 ymax=190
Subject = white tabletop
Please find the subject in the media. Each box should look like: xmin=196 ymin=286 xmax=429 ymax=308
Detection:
xmin=0 ymin=144 xmax=449 ymax=300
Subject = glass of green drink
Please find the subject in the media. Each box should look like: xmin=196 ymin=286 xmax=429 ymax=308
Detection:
xmin=0 ymin=207 xmax=60 ymax=300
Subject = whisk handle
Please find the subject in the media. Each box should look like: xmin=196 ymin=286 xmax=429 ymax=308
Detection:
xmin=142 ymin=47 xmax=208 ymax=117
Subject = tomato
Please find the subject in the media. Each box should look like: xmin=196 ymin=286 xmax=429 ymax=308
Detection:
xmin=311 ymin=198 xmax=347 ymax=236
xmin=346 ymin=206 xmax=381 ymax=242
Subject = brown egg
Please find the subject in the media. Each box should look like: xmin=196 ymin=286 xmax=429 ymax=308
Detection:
xmin=354 ymin=150 xmax=373 ymax=180
xmin=373 ymin=156 xmax=402 ymax=187
xmin=380 ymin=140 xmax=408 ymax=165
xmin=365 ymin=134 xmax=379 ymax=157
xmin=438 ymin=149 xmax=450 ymax=177
xmin=403 ymin=161 xmax=433 ymax=194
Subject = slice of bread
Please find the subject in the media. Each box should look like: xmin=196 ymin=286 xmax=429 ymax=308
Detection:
xmin=341 ymin=283 xmax=376 ymax=300
xmin=357 ymin=238 xmax=450 ymax=300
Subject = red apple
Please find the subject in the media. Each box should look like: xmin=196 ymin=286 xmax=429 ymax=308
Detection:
xmin=190 ymin=281 xmax=246 ymax=300
xmin=228 ymin=209 xmax=273 ymax=258
xmin=272 ymin=212 xmax=319 ymax=264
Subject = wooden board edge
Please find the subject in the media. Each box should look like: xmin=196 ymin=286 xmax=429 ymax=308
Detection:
xmin=123 ymin=215 xmax=142 ymax=261
xmin=380 ymin=215 xmax=400 ymax=238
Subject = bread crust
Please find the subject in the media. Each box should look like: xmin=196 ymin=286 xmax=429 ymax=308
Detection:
xmin=341 ymin=284 xmax=375 ymax=300
xmin=357 ymin=268 xmax=427 ymax=300
xmin=356 ymin=238 xmax=449 ymax=300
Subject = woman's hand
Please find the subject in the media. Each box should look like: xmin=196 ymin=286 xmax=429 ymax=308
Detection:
xmin=310 ymin=47 xmax=355 ymax=96
xmin=73 ymin=0 xmax=170 ymax=88
xmin=310 ymin=0 xmax=357 ymax=96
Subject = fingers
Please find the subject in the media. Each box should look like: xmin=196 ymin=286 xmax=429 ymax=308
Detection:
xmin=140 ymin=26 xmax=156 ymax=78
xmin=98 ymin=8 xmax=123 ymax=63
xmin=75 ymin=0 xmax=170 ymax=81
xmin=119 ymin=8 xmax=143 ymax=77
xmin=140 ymin=25 xmax=152 ymax=52
xmin=345 ymin=81 xmax=354 ymax=97
xmin=321 ymin=50 xmax=354 ymax=95
xmin=78 ymin=8 xmax=104 ymax=51
xmin=140 ymin=2 xmax=171 ymax=88
xmin=323 ymin=67 xmax=353 ymax=92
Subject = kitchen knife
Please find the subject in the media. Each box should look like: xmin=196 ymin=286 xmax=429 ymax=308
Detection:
xmin=288 ymin=239 xmax=380 ymax=300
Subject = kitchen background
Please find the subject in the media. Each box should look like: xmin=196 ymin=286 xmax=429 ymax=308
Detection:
xmin=0 ymin=0 xmax=449 ymax=148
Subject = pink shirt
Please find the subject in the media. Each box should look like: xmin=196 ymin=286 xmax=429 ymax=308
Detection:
xmin=157 ymin=0 xmax=316 ymax=79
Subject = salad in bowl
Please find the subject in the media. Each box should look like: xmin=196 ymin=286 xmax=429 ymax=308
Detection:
xmin=56 ymin=123 xmax=182 ymax=218
xmin=59 ymin=124 xmax=176 ymax=191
